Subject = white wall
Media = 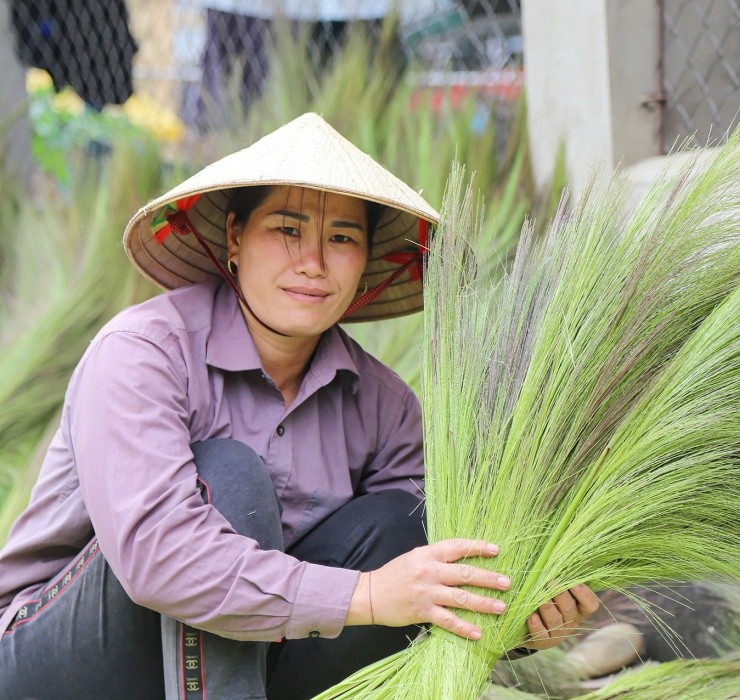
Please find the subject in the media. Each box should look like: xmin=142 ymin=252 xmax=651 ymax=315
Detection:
xmin=0 ymin=0 xmax=32 ymax=184
xmin=522 ymin=0 xmax=659 ymax=194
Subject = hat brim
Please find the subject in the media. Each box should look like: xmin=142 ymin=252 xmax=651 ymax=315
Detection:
xmin=123 ymin=113 xmax=439 ymax=322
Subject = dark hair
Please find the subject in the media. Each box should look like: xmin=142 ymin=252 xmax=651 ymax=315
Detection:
xmin=227 ymin=186 xmax=382 ymax=250
xmin=364 ymin=201 xmax=382 ymax=250
xmin=228 ymin=186 xmax=272 ymax=227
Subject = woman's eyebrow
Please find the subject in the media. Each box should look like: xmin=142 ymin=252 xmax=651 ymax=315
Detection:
xmin=332 ymin=220 xmax=364 ymax=230
xmin=269 ymin=209 xmax=363 ymax=230
xmin=269 ymin=209 xmax=310 ymax=222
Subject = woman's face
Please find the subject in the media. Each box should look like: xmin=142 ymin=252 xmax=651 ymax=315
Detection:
xmin=226 ymin=186 xmax=369 ymax=338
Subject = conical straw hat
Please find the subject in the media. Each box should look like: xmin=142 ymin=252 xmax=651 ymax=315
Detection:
xmin=123 ymin=112 xmax=439 ymax=321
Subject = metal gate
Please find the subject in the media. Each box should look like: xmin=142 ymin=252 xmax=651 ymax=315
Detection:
xmin=659 ymin=0 xmax=740 ymax=153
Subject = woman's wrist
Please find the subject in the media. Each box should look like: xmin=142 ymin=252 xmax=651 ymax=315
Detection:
xmin=344 ymin=571 xmax=372 ymax=627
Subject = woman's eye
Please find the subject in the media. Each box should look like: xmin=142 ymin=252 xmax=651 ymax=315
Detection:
xmin=279 ymin=226 xmax=299 ymax=236
xmin=331 ymin=234 xmax=353 ymax=243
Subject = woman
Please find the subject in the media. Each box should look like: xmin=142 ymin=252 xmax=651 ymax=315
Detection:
xmin=0 ymin=113 xmax=599 ymax=699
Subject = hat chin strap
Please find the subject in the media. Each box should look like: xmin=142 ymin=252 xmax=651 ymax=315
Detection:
xmin=342 ymin=217 xmax=430 ymax=319
xmin=167 ymin=211 xmax=290 ymax=337
xmin=341 ymin=255 xmax=419 ymax=320
xmin=234 ymin=284 xmax=291 ymax=339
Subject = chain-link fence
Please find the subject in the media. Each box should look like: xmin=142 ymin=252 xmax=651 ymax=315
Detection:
xmin=7 ymin=0 xmax=523 ymax=134
xmin=661 ymin=0 xmax=740 ymax=153
xmin=157 ymin=0 xmax=524 ymax=130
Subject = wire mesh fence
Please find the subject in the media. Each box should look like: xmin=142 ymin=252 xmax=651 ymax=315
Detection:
xmin=661 ymin=0 xmax=740 ymax=152
xmin=7 ymin=0 xmax=523 ymax=136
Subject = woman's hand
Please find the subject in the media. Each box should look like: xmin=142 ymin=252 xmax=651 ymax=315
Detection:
xmin=345 ymin=539 xmax=511 ymax=640
xmin=520 ymin=584 xmax=601 ymax=651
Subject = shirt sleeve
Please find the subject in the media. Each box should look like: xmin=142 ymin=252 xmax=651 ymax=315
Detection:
xmin=66 ymin=329 xmax=358 ymax=642
xmin=357 ymin=383 xmax=425 ymax=500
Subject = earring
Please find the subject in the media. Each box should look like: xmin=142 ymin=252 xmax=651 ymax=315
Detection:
xmin=227 ymin=259 xmax=237 ymax=276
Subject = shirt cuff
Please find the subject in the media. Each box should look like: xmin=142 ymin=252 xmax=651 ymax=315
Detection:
xmin=284 ymin=563 xmax=360 ymax=640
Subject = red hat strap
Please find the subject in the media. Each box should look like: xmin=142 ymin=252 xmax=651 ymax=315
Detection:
xmin=165 ymin=210 xmax=249 ymax=309
xmin=340 ymin=219 xmax=433 ymax=320
xmin=341 ymin=255 xmax=417 ymax=319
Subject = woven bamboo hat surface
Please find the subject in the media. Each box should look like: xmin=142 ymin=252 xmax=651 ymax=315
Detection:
xmin=123 ymin=112 xmax=439 ymax=321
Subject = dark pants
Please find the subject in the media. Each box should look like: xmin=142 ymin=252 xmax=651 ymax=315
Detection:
xmin=0 ymin=439 xmax=426 ymax=699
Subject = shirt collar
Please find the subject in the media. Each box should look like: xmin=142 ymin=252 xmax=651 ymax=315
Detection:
xmin=206 ymin=282 xmax=360 ymax=383
xmin=206 ymin=282 xmax=263 ymax=372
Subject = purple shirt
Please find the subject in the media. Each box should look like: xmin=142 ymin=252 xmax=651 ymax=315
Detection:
xmin=0 ymin=280 xmax=424 ymax=639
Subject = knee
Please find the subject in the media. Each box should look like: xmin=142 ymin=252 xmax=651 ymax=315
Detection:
xmin=352 ymin=490 xmax=427 ymax=567
xmin=192 ymin=439 xmax=272 ymax=503
xmin=370 ymin=490 xmax=426 ymax=550
xmin=192 ymin=438 xmax=263 ymax=478
xmin=191 ymin=438 xmax=283 ymax=551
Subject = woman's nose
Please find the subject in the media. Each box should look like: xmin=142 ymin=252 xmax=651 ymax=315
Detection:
xmin=293 ymin=237 xmax=326 ymax=276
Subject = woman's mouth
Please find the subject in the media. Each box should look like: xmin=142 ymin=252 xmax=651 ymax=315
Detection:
xmin=282 ymin=286 xmax=331 ymax=303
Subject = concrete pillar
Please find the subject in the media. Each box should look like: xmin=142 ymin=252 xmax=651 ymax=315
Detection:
xmin=522 ymin=0 xmax=660 ymax=194
xmin=0 ymin=0 xmax=33 ymax=185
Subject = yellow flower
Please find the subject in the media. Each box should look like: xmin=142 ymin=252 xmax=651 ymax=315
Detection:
xmin=120 ymin=93 xmax=186 ymax=144
xmin=51 ymin=90 xmax=85 ymax=116
xmin=26 ymin=68 xmax=53 ymax=93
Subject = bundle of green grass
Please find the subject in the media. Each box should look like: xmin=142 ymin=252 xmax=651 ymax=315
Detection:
xmin=316 ymin=130 xmax=739 ymax=699
xmin=575 ymin=654 xmax=740 ymax=700
xmin=483 ymin=654 xmax=740 ymax=700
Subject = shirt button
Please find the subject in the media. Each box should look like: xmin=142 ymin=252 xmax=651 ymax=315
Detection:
xmin=309 ymin=630 xmax=320 ymax=638
xmin=276 ymin=424 xmax=285 ymax=436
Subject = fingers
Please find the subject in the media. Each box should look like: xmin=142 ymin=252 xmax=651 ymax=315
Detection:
xmin=539 ymin=597 xmax=566 ymax=632
xmin=526 ymin=612 xmax=550 ymax=643
xmin=522 ymin=585 xmax=600 ymax=651
xmin=366 ymin=541 xmax=509 ymax=635
xmin=401 ymin=540 xmax=510 ymax=640
xmin=542 ymin=586 xmax=599 ymax=630
xmin=426 ymin=539 xmax=510 ymax=592
xmin=405 ymin=577 xmax=507 ymax=641
xmin=427 ymin=605 xmax=485 ymax=640
xmin=438 ymin=584 xmax=507 ymax=616
xmin=438 ymin=561 xmax=511 ymax=592
xmin=427 ymin=574 xmax=508 ymax=640
xmin=429 ymin=538 xmax=501 ymax=563
xmin=570 ymin=583 xmax=601 ymax=616
xmin=523 ymin=609 xmax=563 ymax=651
xmin=541 ymin=590 xmax=587 ymax=634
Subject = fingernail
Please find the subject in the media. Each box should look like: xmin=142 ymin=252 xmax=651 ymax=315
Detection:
xmin=469 ymin=629 xmax=481 ymax=640
xmin=497 ymin=576 xmax=511 ymax=588
xmin=492 ymin=600 xmax=506 ymax=613
xmin=487 ymin=544 xmax=500 ymax=554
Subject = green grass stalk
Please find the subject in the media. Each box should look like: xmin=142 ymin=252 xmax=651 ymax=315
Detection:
xmin=574 ymin=655 xmax=740 ymax=700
